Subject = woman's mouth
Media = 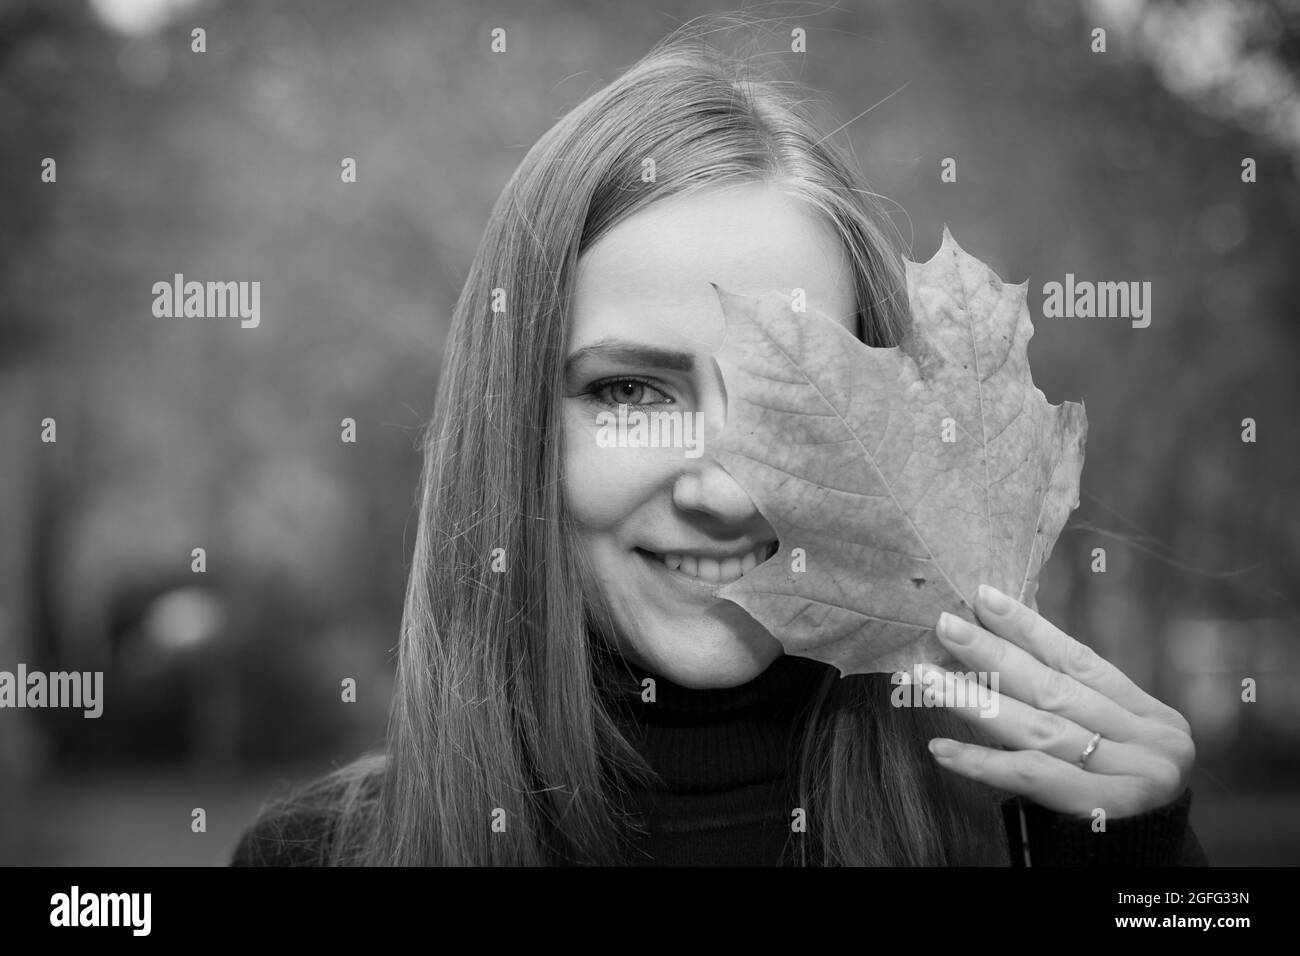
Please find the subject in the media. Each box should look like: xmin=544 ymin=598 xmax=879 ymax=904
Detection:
xmin=635 ymin=541 xmax=778 ymax=588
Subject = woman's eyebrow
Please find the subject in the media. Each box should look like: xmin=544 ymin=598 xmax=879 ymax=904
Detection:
xmin=564 ymin=339 xmax=695 ymax=373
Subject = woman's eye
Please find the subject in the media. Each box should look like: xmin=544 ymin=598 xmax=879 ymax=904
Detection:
xmin=589 ymin=378 xmax=672 ymax=407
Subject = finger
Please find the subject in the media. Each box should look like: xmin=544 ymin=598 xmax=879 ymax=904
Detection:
xmin=926 ymin=737 xmax=1151 ymax=818
xmin=973 ymin=585 xmax=1175 ymax=722
xmin=935 ymin=612 xmax=1143 ymax=742
xmin=918 ymin=663 xmax=1148 ymax=776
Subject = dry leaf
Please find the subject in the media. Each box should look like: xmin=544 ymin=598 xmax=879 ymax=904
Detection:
xmin=711 ymin=227 xmax=1087 ymax=675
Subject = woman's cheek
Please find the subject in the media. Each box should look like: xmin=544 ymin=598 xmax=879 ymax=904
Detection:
xmin=563 ymin=413 xmax=636 ymax=529
xmin=563 ymin=412 xmax=672 ymax=530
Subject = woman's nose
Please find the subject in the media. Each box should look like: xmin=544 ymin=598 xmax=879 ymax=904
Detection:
xmin=671 ymin=463 xmax=761 ymax=524
xmin=670 ymin=354 xmax=764 ymax=524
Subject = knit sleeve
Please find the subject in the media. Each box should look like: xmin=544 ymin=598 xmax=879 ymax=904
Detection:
xmin=229 ymin=805 xmax=337 ymax=867
xmin=1000 ymin=788 xmax=1208 ymax=866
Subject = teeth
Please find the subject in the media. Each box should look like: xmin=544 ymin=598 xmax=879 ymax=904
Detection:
xmin=653 ymin=542 xmax=776 ymax=585
xmin=695 ymin=558 xmax=721 ymax=582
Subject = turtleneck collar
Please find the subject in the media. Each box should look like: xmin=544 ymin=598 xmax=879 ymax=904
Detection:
xmin=592 ymin=637 xmax=833 ymax=792
xmin=597 ymin=649 xmax=830 ymax=721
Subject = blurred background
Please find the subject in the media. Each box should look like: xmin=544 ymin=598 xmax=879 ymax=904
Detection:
xmin=0 ymin=0 xmax=1297 ymax=865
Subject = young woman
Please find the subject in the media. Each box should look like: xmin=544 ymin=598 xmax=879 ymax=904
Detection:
xmin=231 ymin=21 xmax=1205 ymax=867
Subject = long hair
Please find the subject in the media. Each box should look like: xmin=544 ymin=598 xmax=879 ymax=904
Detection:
xmin=255 ymin=14 xmax=1009 ymax=866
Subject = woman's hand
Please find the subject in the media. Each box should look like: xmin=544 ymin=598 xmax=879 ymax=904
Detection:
xmin=921 ymin=584 xmax=1195 ymax=820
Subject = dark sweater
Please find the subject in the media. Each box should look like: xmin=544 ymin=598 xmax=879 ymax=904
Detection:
xmin=597 ymin=650 xmax=1206 ymax=866
xmin=230 ymin=653 xmax=1207 ymax=866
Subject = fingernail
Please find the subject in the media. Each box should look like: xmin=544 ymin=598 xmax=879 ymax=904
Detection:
xmin=928 ymin=738 xmax=958 ymax=758
xmin=978 ymin=584 xmax=1013 ymax=615
xmin=937 ymin=612 xmax=974 ymax=643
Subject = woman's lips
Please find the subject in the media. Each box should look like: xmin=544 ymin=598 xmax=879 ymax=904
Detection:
xmin=636 ymin=541 xmax=778 ymax=587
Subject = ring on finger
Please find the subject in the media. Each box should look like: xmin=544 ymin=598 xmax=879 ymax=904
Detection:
xmin=1076 ymin=730 xmax=1103 ymax=769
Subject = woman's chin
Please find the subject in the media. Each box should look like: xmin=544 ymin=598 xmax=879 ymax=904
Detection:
xmin=616 ymin=614 xmax=784 ymax=689
xmin=665 ymin=654 xmax=778 ymax=689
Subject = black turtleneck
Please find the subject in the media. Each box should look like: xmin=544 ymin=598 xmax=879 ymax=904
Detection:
xmin=228 ymin=648 xmax=1208 ymax=866
xmin=595 ymin=650 xmax=830 ymax=866
xmin=592 ymin=648 xmax=1208 ymax=867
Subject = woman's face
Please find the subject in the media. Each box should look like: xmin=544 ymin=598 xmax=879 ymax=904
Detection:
xmin=563 ymin=181 xmax=858 ymax=689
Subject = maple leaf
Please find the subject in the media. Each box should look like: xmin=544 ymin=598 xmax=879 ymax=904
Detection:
xmin=710 ymin=227 xmax=1087 ymax=676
